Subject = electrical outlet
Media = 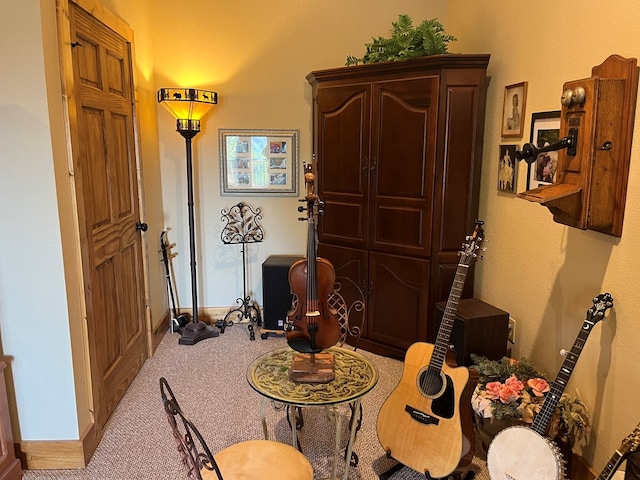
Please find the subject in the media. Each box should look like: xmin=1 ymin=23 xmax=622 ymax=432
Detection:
xmin=508 ymin=317 xmax=516 ymax=344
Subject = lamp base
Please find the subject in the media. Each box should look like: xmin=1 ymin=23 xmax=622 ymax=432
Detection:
xmin=178 ymin=320 xmax=219 ymax=345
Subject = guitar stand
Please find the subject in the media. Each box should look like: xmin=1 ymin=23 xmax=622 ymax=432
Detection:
xmin=218 ymin=202 xmax=264 ymax=341
xmin=378 ymin=458 xmax=475 ymax=480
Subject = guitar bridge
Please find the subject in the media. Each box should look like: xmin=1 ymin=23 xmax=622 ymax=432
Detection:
xmin=405 ymin=405 xmax=439 ymax=426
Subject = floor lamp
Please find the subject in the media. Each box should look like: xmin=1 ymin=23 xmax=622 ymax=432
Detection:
xmin=158 ymin=87 xmax=220 ymax=345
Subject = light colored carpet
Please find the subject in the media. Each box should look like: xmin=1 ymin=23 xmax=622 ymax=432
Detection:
xmin=23 ymin=325 xmax=490 ymax=480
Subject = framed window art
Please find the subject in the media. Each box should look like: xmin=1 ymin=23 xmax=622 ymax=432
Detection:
xmin=526 ymin=111 xmax=561 ymax=190
xmin=220 ymin=129 xmax=299 ymax=196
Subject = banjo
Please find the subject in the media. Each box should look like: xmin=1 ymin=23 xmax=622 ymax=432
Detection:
xmin=487 ymin=293 xmax=614 ymax=480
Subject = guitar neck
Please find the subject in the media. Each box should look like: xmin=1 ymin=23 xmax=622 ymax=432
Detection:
xmin=597 ymin=451 xmax=625 ymax=480
xmin=531 ymin=318 xmax=596 ymax=435
xmin=430 ymin=264 xmax=468 ymax=370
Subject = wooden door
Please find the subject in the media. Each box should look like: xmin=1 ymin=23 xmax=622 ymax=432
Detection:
xmin=69 ymin=3 xmax=147 ymax=430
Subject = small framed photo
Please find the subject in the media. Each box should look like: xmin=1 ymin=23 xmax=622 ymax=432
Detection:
xmin=220 ymin=129 xmax=299 ymax=196
xmin=501 ymin=82 xmax=528 ymax=137
xmin=526 ymin=111 xmax=561 ymax=190
xmin=498 ymin=144 xmax=518 ymax=193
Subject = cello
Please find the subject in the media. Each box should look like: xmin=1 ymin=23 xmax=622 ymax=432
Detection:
xmin=285 ymin=165 xmax=340 ymax=354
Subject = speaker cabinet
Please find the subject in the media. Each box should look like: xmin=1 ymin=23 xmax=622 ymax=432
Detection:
xmin=435 ymin=298 xmax=509 ymax=367
xmin=262 ymin=255 xmax=302 ymax=331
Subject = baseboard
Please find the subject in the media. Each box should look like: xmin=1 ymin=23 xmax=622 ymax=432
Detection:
xmin=16 ymin=421 xmax=101 ymax=469
xmin=151 ymin=310 xmax=171 ymax=353
xmin=570 ymin=451 xmax=598 ymax=480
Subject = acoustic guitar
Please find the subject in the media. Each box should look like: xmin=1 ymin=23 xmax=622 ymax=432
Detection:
xmin=597 ymin=422 xmax=640 ymax=480
xmin=487 ymin=292 xmax=614 ymax=480
xmin=377 ymin=221 xmax=485 ymax=478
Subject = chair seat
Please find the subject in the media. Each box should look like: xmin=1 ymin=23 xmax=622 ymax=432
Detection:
xmin=201 ymin=439 xmax=313 ymax=480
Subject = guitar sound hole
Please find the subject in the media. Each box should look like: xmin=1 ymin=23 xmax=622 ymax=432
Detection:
xmin=418 ymin=367 xmax=444 ymax=397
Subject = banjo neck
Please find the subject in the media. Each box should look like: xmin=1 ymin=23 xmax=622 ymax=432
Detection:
xmin=532 ymin=294 xmax=612 ymax=436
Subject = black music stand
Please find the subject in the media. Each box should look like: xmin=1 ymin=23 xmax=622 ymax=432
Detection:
xmin=218 ymin=202 xmax=264 ymax=340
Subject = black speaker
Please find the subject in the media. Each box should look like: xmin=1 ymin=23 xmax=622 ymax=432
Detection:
xmin=435 ymin=298 xmax=509 ymax=367
xmin=262 ymin=255 xmax=302 ymax=331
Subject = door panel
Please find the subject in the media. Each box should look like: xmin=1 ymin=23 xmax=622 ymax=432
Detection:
xmin=370 ymin=76 xmax=439 ymax=256
xmin=70 ymin=3 xmax=147 ymax=430
xmin=316 ymin=83 xmax=371 ymax=248
xmin=367 ymin=251 xmax=430 ymax=350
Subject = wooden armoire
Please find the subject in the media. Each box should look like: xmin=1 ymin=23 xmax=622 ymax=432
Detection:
xmin=307 ymin=54 xmax=490 ymax=359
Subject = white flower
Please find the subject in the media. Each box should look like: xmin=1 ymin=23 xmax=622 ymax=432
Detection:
xmin=471 ymin=388 xmax=494 ymax=419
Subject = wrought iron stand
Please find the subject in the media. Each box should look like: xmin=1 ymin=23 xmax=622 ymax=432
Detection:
xmin=218 ymin=202 xmax=264 ymax=340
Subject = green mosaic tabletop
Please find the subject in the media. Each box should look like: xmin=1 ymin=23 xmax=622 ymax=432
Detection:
xmin=247 ymin=346 xmax=378 ymax=406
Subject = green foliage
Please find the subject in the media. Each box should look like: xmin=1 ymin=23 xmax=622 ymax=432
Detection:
xmin=471 ymin=354 xmax=544 ymax=386
xmin=346 ymin=14 xmax=457 ymax=66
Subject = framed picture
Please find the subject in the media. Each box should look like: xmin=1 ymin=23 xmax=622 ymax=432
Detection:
xmin=498 ymin=144 xmax=518 ymax=193
xmin=220 ymin=129 xmax=299 ymax=195
xmin=526 ymin=111 xmax=561 ymax=190
xmin=501 ymin=82 xmax=528 ymax=137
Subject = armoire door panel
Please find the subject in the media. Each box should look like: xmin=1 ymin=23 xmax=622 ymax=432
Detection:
xmin=367 ymin=252 xmax=430 ymax=349
xmin=317 ymin=243 xmax=368 ymax=288
xmin=437 ymin=84 xmax=485 ymax=253
xmin=369 ymin=76 xmax=438 ymax=256
xmin=317 ymin=83 xmax=371 ymax=247
xmin=317 ymin=243 xmax=369 ymax=337
xmin=373 ymin=206 xmax=425 ymax=250
xmin=319 ymin=200 xmax=367 ymax=247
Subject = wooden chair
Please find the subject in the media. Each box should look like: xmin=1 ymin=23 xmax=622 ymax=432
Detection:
xmin=160 ymin=377 xmax=313 ymax=480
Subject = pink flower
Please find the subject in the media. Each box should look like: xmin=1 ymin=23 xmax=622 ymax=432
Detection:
xmin=504 ymin=375 xmax=524 ymax=393
xmin=497 ymin=383 xmax=521 ymax=403
xmin=527 ymin=377 xmax=550 ymax=397
xmin=485 ymin=381 xmax=503 ymax=399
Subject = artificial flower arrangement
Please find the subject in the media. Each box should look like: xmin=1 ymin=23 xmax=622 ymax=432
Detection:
xmin=470 ymin=354 xmax=590 ymax=448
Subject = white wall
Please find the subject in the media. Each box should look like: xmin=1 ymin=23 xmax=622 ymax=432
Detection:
xmin=148 ymin=0 xmax=449 ymax=314
xmin=448 ymin=0 xmax=640 ymax=472
xmin=0 ymin=0 xmax=78 ymax=440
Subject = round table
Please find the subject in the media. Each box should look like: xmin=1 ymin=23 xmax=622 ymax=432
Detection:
xmin=247 ymin=346 xmax=378 ymax=480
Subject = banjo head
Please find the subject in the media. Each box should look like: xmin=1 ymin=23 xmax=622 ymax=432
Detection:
xmin=487 ymin=425 xmax=565 ymax=479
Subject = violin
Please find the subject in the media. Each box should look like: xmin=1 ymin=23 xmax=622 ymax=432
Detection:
xmin=285 ymin=165 xmax=340 ymax=353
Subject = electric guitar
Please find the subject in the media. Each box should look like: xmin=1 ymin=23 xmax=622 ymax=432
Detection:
xmin=376 ymin=221 xmax=485 ymax=478
xmin=487 ymin=293 xmax=614 ymax=480
xmin=597 ymin=422 xmax=640 ymax=480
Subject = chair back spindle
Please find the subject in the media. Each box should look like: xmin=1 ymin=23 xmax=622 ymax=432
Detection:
xmin=160 ymin=377 xmax=224 ymax=480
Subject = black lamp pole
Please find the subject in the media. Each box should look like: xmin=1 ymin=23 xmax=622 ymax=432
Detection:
xmin=176 ymin=123 xmax=219 ymax=345
xmin=157 ymin=88 xmax=218 ymax=345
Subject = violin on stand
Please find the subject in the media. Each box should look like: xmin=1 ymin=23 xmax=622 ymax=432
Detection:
xmin=285 ymin=165 xmax=340 ymax=382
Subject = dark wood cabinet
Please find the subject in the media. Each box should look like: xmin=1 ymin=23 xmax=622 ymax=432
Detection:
xmin=307 ymin=55 xmax=490 ymax=358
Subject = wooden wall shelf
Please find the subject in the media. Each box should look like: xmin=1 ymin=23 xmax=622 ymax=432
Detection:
xmin=516 ymin=54 xmax=638 ymax=237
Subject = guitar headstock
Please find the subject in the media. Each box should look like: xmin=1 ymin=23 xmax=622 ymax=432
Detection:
xmin=586 ymin=293 xmax=614 ymax=325
xmin=619 ymin=422 xmax=640 ymax=457
xmin=458 ymin=220 xmax=485 ymax=266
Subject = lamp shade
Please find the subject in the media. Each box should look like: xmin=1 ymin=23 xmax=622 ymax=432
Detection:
xmin=157 ymin=88 xmax=218 ymax=133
